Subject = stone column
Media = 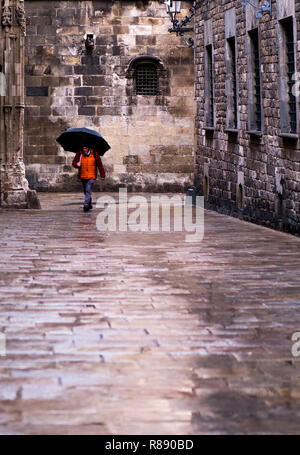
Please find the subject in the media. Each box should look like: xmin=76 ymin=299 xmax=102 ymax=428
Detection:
xmin=0 ymin=0 xmax=40 ymax=208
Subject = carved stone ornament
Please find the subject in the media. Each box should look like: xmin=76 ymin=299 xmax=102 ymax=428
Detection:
xmin=16 ymin=2 xmax=26 ymax=34
xmin=1 ymin=5 xmax=12 ymax=28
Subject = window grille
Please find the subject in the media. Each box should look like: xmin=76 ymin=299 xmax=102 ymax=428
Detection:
xmin=228 ymin=37 xmax=238 ymax=129
xmin=135 ymin=63 xmax=158 ymax=96
xmin=206 ymin=44 xmax=214 ymax=127
xmin=283 ymin=21 xmax=297 ymax=134
xmin=251 ymin=30 xmax=262 ymax=131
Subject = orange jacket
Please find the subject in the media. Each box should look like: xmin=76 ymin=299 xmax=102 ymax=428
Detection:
xmin=72 ymin=149 xmax=106 ymax=179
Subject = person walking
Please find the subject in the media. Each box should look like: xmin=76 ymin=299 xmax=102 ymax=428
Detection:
xmin=72 ymin=146 xmax=105 ymax=212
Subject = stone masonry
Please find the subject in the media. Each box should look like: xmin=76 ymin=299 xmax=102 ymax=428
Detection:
xmin=24 ymin=0 xmax=195 ymax=193
xmin=0 ymin=0 xmax=40 ymax=208
xmin=194 ymin=0 xmax=300 ymax=235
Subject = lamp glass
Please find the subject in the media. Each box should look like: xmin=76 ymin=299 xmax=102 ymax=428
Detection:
xmin=165 ymin=1 xmax=181 ymax=14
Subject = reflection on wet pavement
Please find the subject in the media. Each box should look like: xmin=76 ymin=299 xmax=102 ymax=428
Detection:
xmin=0 ymin=192 xmax=300 ymax=434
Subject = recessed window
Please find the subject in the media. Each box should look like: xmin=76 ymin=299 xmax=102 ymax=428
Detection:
xmin=236 ymin=183 xmax=244 ymax=209
xmin=135 ymin=63 xmax=158 ymax=96
xmin=248 ymin=29 xmax=262 ymax=132
xmin=205 ymin=44 xmax=214 ymax=127
xmin=126 ymin=57 xmax=168 ymax=100
xmin=280 ymin=19 xmax=297 ymax=134
xmin=226 ymin=37 xmax=238 ymax=130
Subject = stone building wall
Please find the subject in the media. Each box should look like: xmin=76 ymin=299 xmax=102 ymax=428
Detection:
xmin=0 ymin=0 xmax=40 ymax=209
xmin=194 ymin=0 xmax=300 ymax=234
xmin=24 ymin=0 xmax=195 ymax=192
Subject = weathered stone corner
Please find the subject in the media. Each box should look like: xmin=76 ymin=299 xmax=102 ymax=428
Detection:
xmin=26 ymin=189 xmax=41 ymax=209
xmin=0 ymin=0 xmax=41 ymax=209
xmin=1 ymin=188 xmax=40 ymax=209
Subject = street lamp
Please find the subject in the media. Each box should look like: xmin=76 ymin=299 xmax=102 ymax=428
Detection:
xmin=163 ymin=1 xmax=195 ymax=48
xmin=165 ymin=0 xmax=181 ymax=14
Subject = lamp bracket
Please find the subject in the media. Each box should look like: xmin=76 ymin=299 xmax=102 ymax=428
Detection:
xmin=166 ymin=3 xmax=195 ymax=48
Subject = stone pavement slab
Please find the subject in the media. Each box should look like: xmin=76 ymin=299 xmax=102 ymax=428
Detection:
xmin=0 ymin=192 xmax=300 ymax=434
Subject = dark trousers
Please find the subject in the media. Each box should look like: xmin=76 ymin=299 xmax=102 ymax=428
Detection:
xmin=81 ymin=178 xmax=95 ymax=207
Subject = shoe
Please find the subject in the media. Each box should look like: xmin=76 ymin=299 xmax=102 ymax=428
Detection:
xmin=89 ymin=201 xmax=93 ymax=210
xmin=83 ymin=205 xmax=90 ymax=212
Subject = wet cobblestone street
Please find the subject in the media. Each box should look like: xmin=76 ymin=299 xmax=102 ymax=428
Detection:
xmin=0 ymin=193 xmax=300 ymax=434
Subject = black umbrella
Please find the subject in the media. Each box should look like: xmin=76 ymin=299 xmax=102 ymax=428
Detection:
xmin=56 ymin=127 xmax=111 ymax=156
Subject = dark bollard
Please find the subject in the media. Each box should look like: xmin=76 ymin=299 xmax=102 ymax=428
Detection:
xmin=185 ymin=188 xmax=196 ymax=207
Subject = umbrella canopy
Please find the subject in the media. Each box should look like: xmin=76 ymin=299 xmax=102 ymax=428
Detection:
xmin=56 ymin=127 xmax=111 ymax=156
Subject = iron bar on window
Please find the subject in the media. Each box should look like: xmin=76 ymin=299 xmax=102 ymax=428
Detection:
xmin=135 ymin=64 xmax=158 ymax=96
xmin=283 ymin=22 xmax=297 ymax=134
xmin=228 ymin=37 xmax=238 ymax=129
xmin=251 ymin=30 xmax=262 ymax=131
xmin=206 ymin=45 xmax=214 ymax=127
